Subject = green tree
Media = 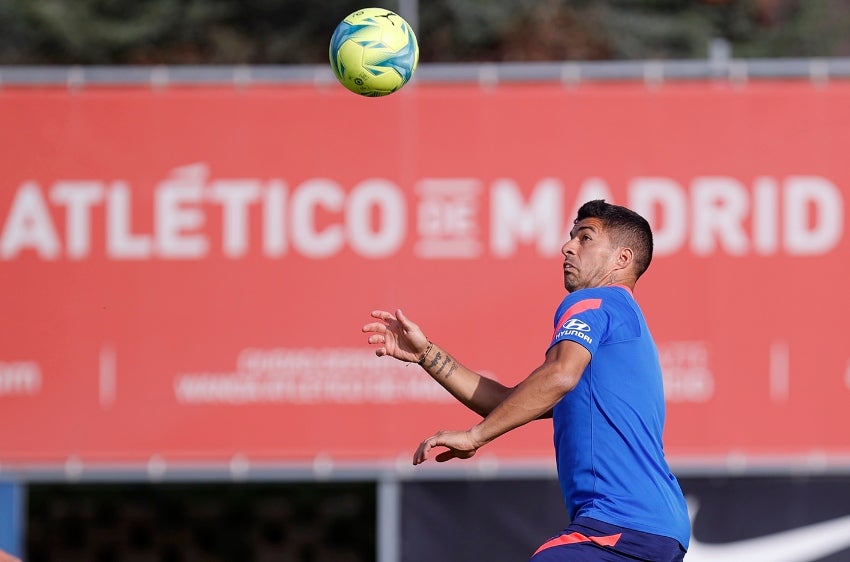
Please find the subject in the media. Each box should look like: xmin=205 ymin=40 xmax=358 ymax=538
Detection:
xmin=0 ymin=0 xmax=848 ymax=65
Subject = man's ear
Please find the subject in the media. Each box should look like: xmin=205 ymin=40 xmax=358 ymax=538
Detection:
xmin=616 ymin=247 xmax=634 ymax=270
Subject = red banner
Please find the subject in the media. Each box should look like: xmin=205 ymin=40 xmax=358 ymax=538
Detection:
xmin=1 ymin=81 xmax=849 ymax=466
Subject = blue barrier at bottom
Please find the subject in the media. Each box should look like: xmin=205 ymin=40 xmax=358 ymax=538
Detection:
xmin=0 ymin=481 xmax=23 ymax=558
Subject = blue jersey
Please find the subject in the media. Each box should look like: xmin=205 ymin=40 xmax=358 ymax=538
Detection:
xmin=548 ymin=285 xmax=690 ymax=549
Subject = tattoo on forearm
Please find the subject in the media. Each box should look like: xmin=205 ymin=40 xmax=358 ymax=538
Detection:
xmin=428 ymin=351 xmax=459 ymax=379
xmin=445 ymin=362 xmax=458 ymax=379
xmin=436 ymin=354 xmax=451 ymax=375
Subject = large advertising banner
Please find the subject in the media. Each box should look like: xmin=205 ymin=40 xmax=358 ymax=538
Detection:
xmin=1 ymin=81 xmax=849 ymax=466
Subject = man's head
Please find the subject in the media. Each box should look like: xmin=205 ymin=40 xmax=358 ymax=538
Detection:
xmin=561 ymin=200 xmax=654 ymax=292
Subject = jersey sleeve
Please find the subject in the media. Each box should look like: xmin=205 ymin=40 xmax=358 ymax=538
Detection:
xmin=548 ymin=293 xmax=610 ymax=356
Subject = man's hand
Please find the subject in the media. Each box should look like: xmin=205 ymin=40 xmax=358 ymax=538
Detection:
xmin=414 ymin=429 xmax=482 ymax=465
xmin=362 ymin=309 xmax=429 ymax=363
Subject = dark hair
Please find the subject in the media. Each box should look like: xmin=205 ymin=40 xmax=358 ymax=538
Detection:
xmin=575 ymin=199 xmax=654 ymax=278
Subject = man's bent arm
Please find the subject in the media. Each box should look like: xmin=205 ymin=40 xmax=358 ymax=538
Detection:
xmin=469 ymin=340 xmax=589 ymax=446
xmin=413 ymin=340 xmax=590 ymax=465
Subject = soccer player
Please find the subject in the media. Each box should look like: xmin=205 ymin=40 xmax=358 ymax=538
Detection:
xmin=363 ymin=200 xmax=690 ymax=561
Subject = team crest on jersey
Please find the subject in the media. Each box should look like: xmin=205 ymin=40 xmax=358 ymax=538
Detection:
xmin=556 ymin=318 xmax=593 ymax=344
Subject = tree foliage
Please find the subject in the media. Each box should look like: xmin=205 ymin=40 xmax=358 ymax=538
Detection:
xmin=0 ymin=0 xmax=848 ymax=64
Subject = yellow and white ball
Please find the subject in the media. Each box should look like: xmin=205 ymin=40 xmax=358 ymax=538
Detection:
xmin=329 ymin=8 xmax=419 ymax=97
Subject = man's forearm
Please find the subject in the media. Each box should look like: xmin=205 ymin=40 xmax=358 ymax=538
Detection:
xmin=419 ymin=342 xmax=511 ymax=417
xmin=469 ymin=360 xmax=577 ymax=447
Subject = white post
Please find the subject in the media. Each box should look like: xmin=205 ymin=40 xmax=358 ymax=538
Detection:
xmin=397 ymin=0 xmax=419 ymax=33
xmin=377 ymin=474 xmax=401 ymax=562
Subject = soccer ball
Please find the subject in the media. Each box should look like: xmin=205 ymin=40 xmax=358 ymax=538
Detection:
xmin=329 ymin=8 xmax=419 ymax=97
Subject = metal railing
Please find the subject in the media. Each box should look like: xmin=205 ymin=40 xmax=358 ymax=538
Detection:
xmin=1 ymin=57 xmax=850 ymax=89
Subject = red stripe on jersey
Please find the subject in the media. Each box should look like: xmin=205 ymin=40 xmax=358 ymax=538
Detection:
xmin=533 ymin=531 xmax=622 ymax=555
xmin=552 ymin=298 xmax=602 ymax=339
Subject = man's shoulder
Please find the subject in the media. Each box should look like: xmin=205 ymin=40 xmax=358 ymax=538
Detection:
xmin=554 ymin=287 xmax=633 ymax=328
xmin=562 ymin=285 xmax=632 ymax=306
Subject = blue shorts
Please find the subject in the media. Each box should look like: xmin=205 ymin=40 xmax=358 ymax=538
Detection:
xmin=529 ymin=517 xmax=686 ymax=562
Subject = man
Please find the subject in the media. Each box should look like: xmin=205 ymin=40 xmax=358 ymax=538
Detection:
xmin=363 ymin=200 xmax=690 ymax=561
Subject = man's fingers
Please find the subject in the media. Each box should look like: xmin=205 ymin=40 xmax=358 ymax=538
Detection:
xmin=367 ymin=334 xmax=385 ymax=344
xmin=396 ymin=308 xmax=419 ymax=332
xmin=413 ymin=430 xmax=478 ymax=466
xmin=413 ymin=438 xmax=433 ymax=465
xmin=396 ymin=308 xmax=409 ymax=325
xmin=362 ymin=323 xmax=381 ymax=334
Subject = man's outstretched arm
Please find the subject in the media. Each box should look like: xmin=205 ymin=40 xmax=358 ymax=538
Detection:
xmin=363 ymin=309 xmax=513 ymax=417
xmin=416 ymin=339 xmax=515 ymax=418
